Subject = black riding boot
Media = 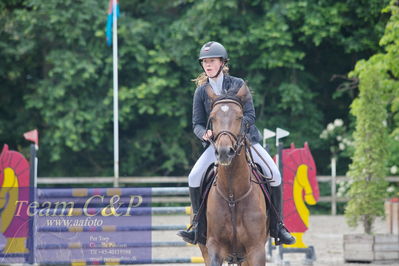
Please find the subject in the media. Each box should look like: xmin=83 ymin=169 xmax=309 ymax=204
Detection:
xmin=177 ymin=187 xmax=201 ymax=244
xmin=270 ymin=186 xmax=296 ymax=245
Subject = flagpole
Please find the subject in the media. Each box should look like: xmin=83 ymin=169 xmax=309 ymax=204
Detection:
xmin=112 ymin=0 xmax=119 ymax=188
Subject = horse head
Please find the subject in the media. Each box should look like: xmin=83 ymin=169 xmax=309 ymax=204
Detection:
xmin=282 ymin=142 xmax=320 ymax=237
xmin=206 ymin=85 xmax=250 ymax=165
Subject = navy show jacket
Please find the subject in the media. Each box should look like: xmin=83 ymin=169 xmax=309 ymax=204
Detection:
xmin=192 ymin=74 xmax=262 ymax=146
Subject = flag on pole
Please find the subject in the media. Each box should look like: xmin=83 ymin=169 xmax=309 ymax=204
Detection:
xmin=24 ymin=129 xmax=39 ymax=147
xmin=106 ymin=0 xmax=120 ymax=46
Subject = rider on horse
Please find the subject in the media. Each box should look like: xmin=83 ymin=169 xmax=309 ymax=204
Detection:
xmin=177 ymin=41 xmax=295 ymax=246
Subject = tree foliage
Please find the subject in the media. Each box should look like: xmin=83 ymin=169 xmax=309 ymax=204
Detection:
xmin=345 ymin=0 xmax=399 ymax=234
xmin=0 ymin=0 xmax=390 ymax=177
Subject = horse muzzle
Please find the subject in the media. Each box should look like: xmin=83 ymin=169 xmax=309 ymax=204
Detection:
xmin=215 ymin=146 xmax=236 ymax=166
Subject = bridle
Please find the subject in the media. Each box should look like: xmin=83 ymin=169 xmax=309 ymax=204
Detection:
xmin=206 ymin=98 xmax=248 ymax=156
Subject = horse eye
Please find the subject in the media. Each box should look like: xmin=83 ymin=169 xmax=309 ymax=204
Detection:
xmin=237 ymin=116 xmax=243 ymax=120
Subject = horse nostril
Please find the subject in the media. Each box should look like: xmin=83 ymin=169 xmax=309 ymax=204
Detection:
xmin=228 ymin=147 xmax=235 ymax=156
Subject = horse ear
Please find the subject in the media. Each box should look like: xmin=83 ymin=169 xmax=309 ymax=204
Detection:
xmin=236 ymin=84 xmax=251 ymax=103
xmin=205 ymin=85 xmax=218 ymax=101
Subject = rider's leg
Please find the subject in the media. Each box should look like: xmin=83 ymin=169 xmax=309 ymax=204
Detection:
xmin=270 ymin=186 xmax=296 ymax=245
xmin=177 ymin=145 xmax=216 ymax=244
xmin=177 ymin=187 xmax=201 ymax=244
xmin=250 ymin=143 xmax=296 ymax=245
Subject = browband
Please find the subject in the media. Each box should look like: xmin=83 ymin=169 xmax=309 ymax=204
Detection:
xmin=211 ymin=96 xmax=243 ymax=110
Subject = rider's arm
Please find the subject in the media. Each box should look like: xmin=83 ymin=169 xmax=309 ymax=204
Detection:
xmin=192 ymin=87 xmax=207 ymax=141
xmin=242 ymin=87 xmax=256 ymax=130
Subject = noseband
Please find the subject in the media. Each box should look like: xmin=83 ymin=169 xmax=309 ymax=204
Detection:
xmin=207 ymin=98 xmax=247 ymax=155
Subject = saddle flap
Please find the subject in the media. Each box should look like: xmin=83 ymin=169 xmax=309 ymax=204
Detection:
xmin=199 ymin=163 xmax=215 ymax=198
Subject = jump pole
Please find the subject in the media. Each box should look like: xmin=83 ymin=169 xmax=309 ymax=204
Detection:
xmin=24 ymin=129 xmax=39 ymax=264
xmin=275 ymin=128 xmax=290 ymax=264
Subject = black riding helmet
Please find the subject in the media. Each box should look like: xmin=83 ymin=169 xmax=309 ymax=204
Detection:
xmin=198 ymin=41 xmax=229 ymax=63
xmin=199 ymin=41 xmax=228 ymax=78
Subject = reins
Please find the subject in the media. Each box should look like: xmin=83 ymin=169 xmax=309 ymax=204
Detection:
xmin=247 ymin=142 xmax=274 ymax=184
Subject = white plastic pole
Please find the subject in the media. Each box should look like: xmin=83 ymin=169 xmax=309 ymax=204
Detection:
xmin=331 ymin=156 xmax=337 ymax=215
xmin=112 ymin=0 xmax=119 ymax=188
xmin=275 ymin=128 xmax=289 ymax=169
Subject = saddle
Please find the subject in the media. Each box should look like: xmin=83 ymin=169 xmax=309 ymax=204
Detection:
xmin=193 ymin=163 xmax=272 ymax=245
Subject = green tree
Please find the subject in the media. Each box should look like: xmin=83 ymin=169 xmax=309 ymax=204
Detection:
xmin=345 ymin=0 xmax=398 ymax=233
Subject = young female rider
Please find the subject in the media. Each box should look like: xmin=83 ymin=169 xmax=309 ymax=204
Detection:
xmin=177 ymin=41 xmax=295 ymax=246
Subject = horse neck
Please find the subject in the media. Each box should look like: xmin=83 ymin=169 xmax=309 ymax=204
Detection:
xmin=217 ymin=150 xmax=250 ymax=197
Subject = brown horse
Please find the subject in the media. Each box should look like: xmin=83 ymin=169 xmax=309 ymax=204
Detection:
xmin=198 ymin=85 xmax=268 ymax=266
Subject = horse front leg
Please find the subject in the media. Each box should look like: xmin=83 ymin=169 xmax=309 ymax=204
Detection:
xmin=245 ymin=245 xmax=266 ymax=266
xmin=206 ymin=238 xmax=225 ymax=266
xmin=198 ymin=243 xmax=210 ymax=266
xmin=209 ymin=253 xmax=223 ymax=266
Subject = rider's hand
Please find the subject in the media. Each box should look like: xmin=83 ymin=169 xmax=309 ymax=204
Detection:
xmin=202 ymin=130 xmax=213 ymax=141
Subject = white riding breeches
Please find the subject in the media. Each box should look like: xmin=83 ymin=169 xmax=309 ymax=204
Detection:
xmin=188 ymin=143 xmax=281 ymax=188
